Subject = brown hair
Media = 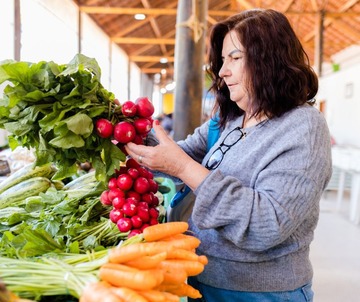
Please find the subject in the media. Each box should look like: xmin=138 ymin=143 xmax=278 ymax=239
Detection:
xmin=207 ymin=9 xmax=318 ymax=128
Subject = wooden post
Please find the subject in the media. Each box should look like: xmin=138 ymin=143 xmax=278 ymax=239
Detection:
xmin=173 ymin=0 xmax=207 ymax=140
xmin=14 ymin=0 xmax=21 ymax=61
xmin=314 ymin=10 xmax=324 ymax=77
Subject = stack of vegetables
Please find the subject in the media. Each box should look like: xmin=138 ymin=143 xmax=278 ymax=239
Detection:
xmin=0 ymin=222 xmax=206 ymax=302
xmin=0 ymin=54 xmax=208 ymax=301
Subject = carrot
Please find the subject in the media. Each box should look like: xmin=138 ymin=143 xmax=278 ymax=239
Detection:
xmin=198 ymin=255 xmax=208 ymax=265
xmin=109 ymin=242 xmax=174 ymax=263
xmin=136 ymin=289 xmax=167 ymax=302
xmin=110 ymin=287 xmax=148 ymax=302
xmin=165 ymin=282 xmax=202 ymax=299
xmin=160 ymin=266 xmax=188 ymax=285
xmin=101 ymin=262 xmax=138 ymax=272
xmin=159 ymin=235 xmax=201 ymax=250
xmin=143 ymin=221 xmax=189 ymax=242
xmin=99 ymin=266 xmax=164 ymax=290
xmin=161 ymin=291 xmax=181 ymax=302
xmin=158 ymin=260 xmax=205 ymax=276
xmin=155 ymin=283 xmax=182 ymax=292
xmin=124 ymin=252 xmax=167 ymax=269
xmin=166 ymin=248 xmax=201 ymax=261
xmin=79 ymin=281 xmax=123 ymax=302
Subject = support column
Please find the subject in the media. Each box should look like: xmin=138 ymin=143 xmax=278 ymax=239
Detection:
xmin=173 ymin=0 xmax=207 ymax=140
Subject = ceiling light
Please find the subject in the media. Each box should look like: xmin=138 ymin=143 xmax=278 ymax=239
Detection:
xmin=160 ymin=57 xmax=168 ymax=64
xmin=134 ymin=14 xmax=146 ymax=20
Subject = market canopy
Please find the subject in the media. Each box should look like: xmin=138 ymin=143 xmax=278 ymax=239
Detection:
xmin=73 ymin=0 xmax=360 ymax=83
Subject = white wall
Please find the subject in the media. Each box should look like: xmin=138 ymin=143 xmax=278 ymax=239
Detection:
xmin=318 ymin=65 xmax=360 ymax=147
xmin=0 ymin=0 xmax=14 ymax=61
xmin=0 ymin=0 xmax=142 ymax=99
xmin=21 ymin=0 xmax=78 ymax=63
xmin=317 ymin=46 xmax=360 ymax=147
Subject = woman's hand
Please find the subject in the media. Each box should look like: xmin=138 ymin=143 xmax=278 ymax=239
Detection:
xmin=125 ymin=121 xmax=189 ymax=177
xmin=125 ymin=121 xmax=210 ymax=190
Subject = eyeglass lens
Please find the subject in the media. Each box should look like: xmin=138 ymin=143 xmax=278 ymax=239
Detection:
xmin=206 ymin=127 xmax=243 ymax=170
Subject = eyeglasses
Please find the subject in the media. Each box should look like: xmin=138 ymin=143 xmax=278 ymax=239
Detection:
xmin=205 ymin=126 xmax=244 ymax=170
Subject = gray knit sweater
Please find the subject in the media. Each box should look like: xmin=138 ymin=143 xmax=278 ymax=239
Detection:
xmin=178 ymin=104 xmax=332 ymax=292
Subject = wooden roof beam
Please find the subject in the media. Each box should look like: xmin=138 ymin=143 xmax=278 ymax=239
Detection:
xmin=111 ymin=37 xmax=175 ymax=44
xmin=130 ymin=56 xmax=174 ymax=62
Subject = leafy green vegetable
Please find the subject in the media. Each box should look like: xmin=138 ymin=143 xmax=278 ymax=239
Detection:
xmin=0 ymin=54 xmax=127 ymax=182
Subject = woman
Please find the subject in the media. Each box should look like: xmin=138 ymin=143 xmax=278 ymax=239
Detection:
xmin=125 ymin=9 xmax=332 ymax=302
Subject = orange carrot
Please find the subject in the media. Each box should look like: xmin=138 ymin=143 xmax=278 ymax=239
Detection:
xmin=101 ymin=262 xmax=138 ymax=272
xmin=155 ymin=283 xmax=182 ymax=292
xmin=109 ymin=242 xmax=174 ymax=263
xmin=124 ymin=252 xmax=167 ymax=269
xmin=158 ymin=260 xmax=205 ymax=276
xmin=161 ymin=291 xmax=181 ymax=302
xmin=79 ymin=281 xmax=123 ymax=302
xmin=99 ymin=266 xmax=164 ymax=290
xmin=136 ymin=289 xmax=167 ymax=302
xmin=143 ymin=221 xmax=189 ymax=242
xmin=166 ymin=283 xmax=202 ymax=299
xmin=110 ymin=287 xmax=148 ymax=302
xmin=166 ymin=248 xmax=201 ymax=261
xmin=159 ymin=235 xmax=201 ymax=250
xmin=160 ymin=266 xmax=188 ymax=285
xmin=198 ymin=255 xmax=208 ymax=265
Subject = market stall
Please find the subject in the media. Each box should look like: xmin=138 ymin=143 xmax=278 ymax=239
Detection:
xmin=0 ymin=55 xmax=204 ymax=302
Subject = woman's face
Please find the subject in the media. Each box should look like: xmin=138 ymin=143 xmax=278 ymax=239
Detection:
xmin=219 ymin=30 xmax=249 ymax=111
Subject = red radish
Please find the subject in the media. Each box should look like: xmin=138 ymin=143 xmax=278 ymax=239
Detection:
xmin=113 ymin=121 xmax=136 ymax=143
xmin=115 ymin=166 xmax=127 ymax=176
xmin=149 ymin=218 xmax=159 ymax=225
xmin=137 ymin=167 xmax=150 ymax=178
xmin=135 ymin=97 xmax=154 ymax=118
xmin=127 ymin=168 xmax=139 ymax=179
xmin=128 ymin=229 xmax=142 ymax=238
xmin=138 ymin=201 xmax=149 ymax=209
xmin=122 ymin=202 xmax=138 ymax=217
xmin=116 ymin=174 xmax=133 ymax=191
xmin=140 ymin=223 xmax=150 ymax=232
xmin=108 ymin=188 xmax=126 ymax=202
xmin=133 ymin=118 xmax=152 ymax=135
xmin=126 ymin=158 xmax=140 ymax=169
xmin=100 ymin=190 xmax=112 ymax=206
xmin=133 ymin=177 xmax=150 ymax=194
xmin=125 ymin=197 xmax=139 ymax=206
xmin=146 ymin=170 xmax=154 ymax=179
xmin=109 ymin=208 xmax=124 ymax=223
xmin=149 ymin=207 xmax=159 ymax=219
xmin=126 ymin=191 xmax=141 ymax=202
xmin=107 ymin=177 xmax=118 ymax=190
xmin=131 ymin=215 xmax=143 ymax=228
xmin=137 ymin=207 xmax=150 ymax=222
xmin=141 ymin=192 xmax=155 ymax=204
xmin=112 ymin=196 xmax=126 ymax=209
xmin=132 ymin=134 xmax=144 ymax=145
xmin=117 ymin=217 xmax=133 ymax=232
xmin=151 ymin=195 xmax=160 ymax=207
xmin=121 ymin=100 xmax=137 ymax=117
xmin=95 ymin=118 xmax=114 ymax=138
xmin=148 ymin=179 xmax=159 ymax=193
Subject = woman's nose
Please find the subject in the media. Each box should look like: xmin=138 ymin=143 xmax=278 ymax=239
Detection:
xmin=219 ymin=62 xmax=229 ymax=78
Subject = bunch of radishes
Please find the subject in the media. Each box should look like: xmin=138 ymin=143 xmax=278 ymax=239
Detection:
xmin=100 ymin=158 xmax=161 ymax=237
xmin=95 ymin=96 xmax=155 ymax=146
